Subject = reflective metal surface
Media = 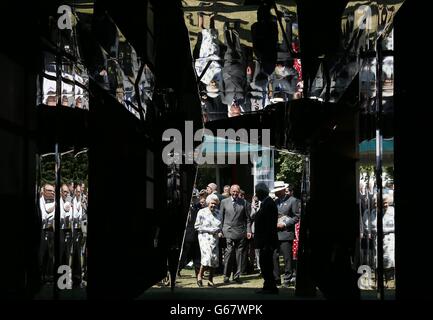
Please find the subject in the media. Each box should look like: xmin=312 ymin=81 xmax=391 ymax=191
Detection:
xmin=182 ymin=0 xmax=302 ymax=122
xmin=38 ymin=1 xmax=155 ymax=117
xmin=38 ymin=2 xmax=91 ymax=110
xmin=359 ymin=29 xmax=394 ymax=114
xmin=37 ymin=147 xmax=89 ymax=297
xmin=308 ymin=0 xmax=402 ymax=103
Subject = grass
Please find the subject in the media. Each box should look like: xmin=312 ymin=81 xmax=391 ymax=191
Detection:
xmin=182 ymin=0 xmax=298 ymax=50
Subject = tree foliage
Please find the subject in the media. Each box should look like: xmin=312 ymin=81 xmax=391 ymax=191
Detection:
xmin=274 ymin=151 xmax=304 ymax=196
xmin=40 ymin=151 xmax=88 ymax=186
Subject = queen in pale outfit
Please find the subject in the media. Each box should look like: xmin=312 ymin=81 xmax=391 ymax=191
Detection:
xmin=194 ymin=194 xmax=222 ymax=287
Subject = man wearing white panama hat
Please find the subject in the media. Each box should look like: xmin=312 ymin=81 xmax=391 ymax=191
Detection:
xmin=271 ymin=181 xmax=300 ymax=287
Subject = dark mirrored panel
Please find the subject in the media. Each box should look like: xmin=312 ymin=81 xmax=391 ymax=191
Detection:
xmin=309 ymin=1 xmax=402 ymax=103
xmin=88 ymin=14 xmax=155 ymax=120
xmin=37 ymin=3 xmax=91 ymax=110
xmin=358 ymin=159 xmax=395 ymax=293
xmin=359 ymin=29 xmax=394 ymax=114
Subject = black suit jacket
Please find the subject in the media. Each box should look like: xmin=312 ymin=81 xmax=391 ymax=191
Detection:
xmin=253 ymin=196 xmax=278 ymax=249
xmin=220 ymin=197 xmax=251 ymax=240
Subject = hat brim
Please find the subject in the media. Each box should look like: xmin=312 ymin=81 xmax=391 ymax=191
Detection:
xmin=270 ymin=97 xmax=285 ymax=104
xmin=206 ymin=91 xmax=219 ymax=98
xmin=271 ymin=186 xmax=286 ymax=193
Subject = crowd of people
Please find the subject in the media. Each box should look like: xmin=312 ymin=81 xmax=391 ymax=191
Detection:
xmin=179 ymin=180 xmax=301 ymax=294
xmin=359 ymin=174 xmax=395 ymax=286
xmin=193 ymin=3 xmax=303 ymax=122
xmin=39 ymin=182 xmax=88 ymax=288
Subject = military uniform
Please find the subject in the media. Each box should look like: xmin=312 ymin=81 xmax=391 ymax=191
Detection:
xmin=71 ymin=196 xmax=84 ymax=286
xmin=273 ymin=194 xmax=300 ymax=285
xmin=60 ymin=196 xmax=73 ymax=266
xmin=39 ymin=196 xmax=55 ymax=283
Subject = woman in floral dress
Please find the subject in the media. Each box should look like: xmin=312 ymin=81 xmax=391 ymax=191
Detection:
xmin=194 ymin=13 xmax=222 ymax=90
xmin=194 ymin=194 xmax=222 ymax=287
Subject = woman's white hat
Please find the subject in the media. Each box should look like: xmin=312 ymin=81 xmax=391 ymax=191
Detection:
xmin=271 ymin=181 xmax=289 ymax=193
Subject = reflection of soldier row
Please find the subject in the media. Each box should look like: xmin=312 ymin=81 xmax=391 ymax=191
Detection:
xmin=359 ymin=174 xmax=395 ymax=286
xmin=39 ymin=183 xmax=88 ymax=287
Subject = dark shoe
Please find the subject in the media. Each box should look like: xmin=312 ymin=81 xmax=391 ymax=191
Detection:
xmin=197 ymin=279 xmax=203 ymax=287
xmin=233 ymin=278 xmax=242 ymax=284
xmin=208 ymin=281 xmax=215 ymax=288
xmin=223 ymin=277 xmax=230 ymax=284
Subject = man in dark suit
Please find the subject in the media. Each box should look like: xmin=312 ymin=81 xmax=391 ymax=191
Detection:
xmin=251 ymin=1 xmax=278 ymax=76
xmin=220 ymin=184 xmax=251 ymax=283
xmin=253 ymin=183 xmax=279 ymax=294
xmin=272 ymin=182 xmax=300 ymax=287
xmin=221 ymin=23 xmax=246 ymax=111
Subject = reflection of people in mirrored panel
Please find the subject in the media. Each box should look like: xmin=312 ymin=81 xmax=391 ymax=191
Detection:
xmin=67 ymin=181 xmax=74 ymax=198
xmin=201 ymin=85 xmax=228 ymax=122
xmin=80 ymin=182 xmax=88 ymax=286
xmin=228 ymin=99 xmax=242 ymax=118
xmin=72 ymin=185 xmax=84 ymax=287
xmin=247 ymin=60 xmax=270 ymax=111
xmin=268 ymin=62 xmax=298 ymax=104
xmin=279 ymin=8 xmax=302 ymax=86
xmin=221 ymin=22 xmax=247 ymax=112
xmin=61 ymin=94 xmax=69 ymax=107
xmin=251 ymin=2 xmax=278 ymax=75
xmin=195 ymin=12 xmax=222 ymax=94
xmin=45 ymin=91 xmax=57 ymax=106
xmin=360 ymin=60 xmax=376 ymax=112
xmin=39 ymin=184 xmax=55 ymax=283
xmin=60 ymin=184 xmax=73 ymax=266
xmin=279 ymin=8 xmax=297 ymax=58
xmin=382 ymin=195 xmax=395 ymax=286
xmin=139 ymin=64 xmax=155 ymax=102
xmin=75 ymin=96 xmax=83 ymax=109
xmin=94 ymin=49 xmax=110 ymax=90
xmin=81 ymin=182 xmax=88 ymax=212
xmin=359 ymin=176 xmax=370 ymax=266
xmin=118 ymin=41 xmax=138 ymax=108
xmin=118 ymin=40 xmax=140 ymax=82
xmin=382 ymin=56 xmax=393 ymax=82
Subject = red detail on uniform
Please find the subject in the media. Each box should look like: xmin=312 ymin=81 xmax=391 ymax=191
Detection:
xmin=292 ymin=43 xmax=302 ymax=81
xmin=292 ymin=221 xmax=300 ymax=260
